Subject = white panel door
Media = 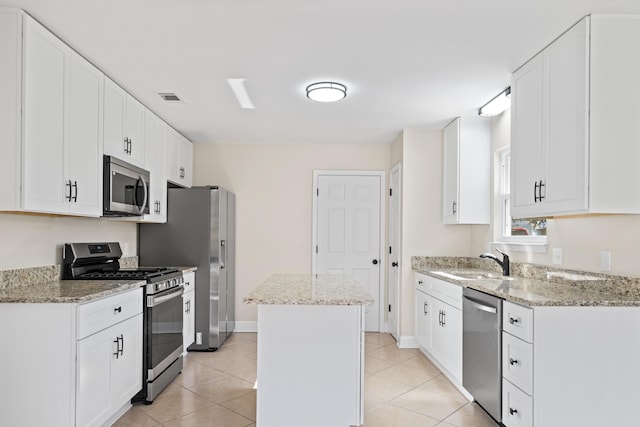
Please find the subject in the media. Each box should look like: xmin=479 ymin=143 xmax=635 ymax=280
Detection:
xmin=316 ymin=174 xmax=382 ymax=331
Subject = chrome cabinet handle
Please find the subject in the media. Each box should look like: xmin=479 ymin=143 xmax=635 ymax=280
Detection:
xmin=65 ymin=180 xmax=72 ymax=201
xmin=509 ymin=358 xmax=519 ymax=366
xmin=509 ymin=408 xmax=518 ymax=415
xmin=72 ymin=181 xmax=78 ymax=202
xmin=509 ymin=317 xmax=519 ymax=324
xmin=423 ymin=301 xmax=428 ymax=315
xmin=179 ymin=167 xmax=185 ymax=178
xmin=452 ymin=201 xmax=457 ymax=214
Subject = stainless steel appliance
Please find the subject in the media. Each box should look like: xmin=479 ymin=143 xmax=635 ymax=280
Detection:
xmin=62 ymin=242 xmax=184 ymax=403
xmin=463 ymin=287 xmax=503 ymax=423
xmin=139 ymin=186 xmax=235 ymax=351
xmin=103 ymin=155 xmax=150 ymax=216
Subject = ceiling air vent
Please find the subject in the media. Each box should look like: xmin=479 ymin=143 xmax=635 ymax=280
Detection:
xmin=158 ymin=93 xmax=182 ymax=102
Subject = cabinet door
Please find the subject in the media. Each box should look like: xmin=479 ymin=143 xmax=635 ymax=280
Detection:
xmin=76 ymin=326 xmax=113 ymax=427
xmin=183 ymin=289 xmax=195 ymax=353
xmin=442 ymin=118 xmax=459 ymax=224
xmin=125 ymin=96 xmax=145 ymax=167
xmin=415 ymin=290 xmax=430 ymax=349
xmin=65 ymin=51 xmax=103 ymax=216
xmin=21 ymin=16 xmax=66 ymax=213
xmin=111 ymin=313 xmax=143 ymax=411
xmin=444 ymin=305 xmax=462 ymax=382
xmin=180 ymin=136 xmax=193 ymax=188
xmin=511 ymin=53 xmax=545 ymax=219
xmin=543 ymin=18 xmax=589 ymax=215
xmin=103 ymin=78 xmax=127 ymax=160
xmin=141 ymin=111 xmax=167 ymax=222
xmin=429 ymin=297 xmax=447 ymax=363
xmin=166 ymin=126 xmax=182 ymax=184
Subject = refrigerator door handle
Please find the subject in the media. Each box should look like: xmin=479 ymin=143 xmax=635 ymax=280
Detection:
xmin=220 ymin=239 xmax=226 ymax=269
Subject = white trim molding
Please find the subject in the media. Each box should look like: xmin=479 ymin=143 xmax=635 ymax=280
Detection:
xmin=233 ymin=321 xmax=258 ymax=333
xmin=396 ymin=335 xmax=418 ymax=349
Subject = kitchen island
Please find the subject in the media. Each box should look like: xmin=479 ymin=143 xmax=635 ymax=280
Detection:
xmin=244 ymin=273 xmax=373 ymax=427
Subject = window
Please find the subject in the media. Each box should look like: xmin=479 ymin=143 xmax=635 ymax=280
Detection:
xmin=498 ymin=149 xmax=547 ymax=244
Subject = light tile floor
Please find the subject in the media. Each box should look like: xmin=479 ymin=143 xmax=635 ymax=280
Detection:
xmin=114 ymin=332 xmax=498 ymax=427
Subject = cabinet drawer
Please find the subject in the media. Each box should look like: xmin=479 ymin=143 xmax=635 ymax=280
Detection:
xmin=428 ymin=276 xmax=462 ymax=310
xmin=503 ymin=332 xmax=533 ymax=395
xmin=183 ymin=271 xmax=195 ymax=293
xmin=77 ymin=288 xmax=143 ymax=339
xmin=503 ymin=301 xmax=533 ymax=343
xmin=503 ymin=379 xmax=533 ymax=427
xmin=415 ymin=272 xmax=429 ymax=292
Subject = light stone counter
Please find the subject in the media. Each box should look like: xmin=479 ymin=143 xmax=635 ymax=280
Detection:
xmin=243 ymin=273 xmax=374 ymax=306
xmin=0 ymin=279 xmax=145 ymax=304
xmin=413 ymin=256 xmax=640 ymax=307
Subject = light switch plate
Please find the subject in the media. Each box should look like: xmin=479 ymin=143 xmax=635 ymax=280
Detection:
xmin=600 ymin=251 xmax=612 ymax=272
xmin=552 ymin=248 xmax=563 ymax=265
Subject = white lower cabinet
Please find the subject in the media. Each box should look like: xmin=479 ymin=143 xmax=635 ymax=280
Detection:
xmin=501 ymin=300 xmax=640 ymax=427
xmin=77 ymin=313 xmax=142 ymax=427
xmin=0 ymin=288 xmax=143 ymax=426
xmin=182 ymin=271 xmax=196 ymax=354
xmin=414 ymin=272 xmax=462 ymax=383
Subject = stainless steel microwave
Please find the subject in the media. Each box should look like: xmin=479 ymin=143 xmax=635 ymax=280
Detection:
xmin=103 ymin=156 xmax=150 ymax=216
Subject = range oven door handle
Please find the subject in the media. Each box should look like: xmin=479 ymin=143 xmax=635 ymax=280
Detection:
xmin=147 ymin=286 xmax=184 ymax=307
xmin=463 ymin=296 xmax=498 ymax=314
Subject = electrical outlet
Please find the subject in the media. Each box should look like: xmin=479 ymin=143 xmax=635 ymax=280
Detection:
xmin=552 ymin=248 xmax=563 ymax=265
xmin=600 ymin=251 xmax=611 ymax=272
xmin=196 ymin=332 xmax=202 ymax=345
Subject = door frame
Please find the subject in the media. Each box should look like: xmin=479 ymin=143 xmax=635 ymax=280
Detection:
xmin=388 ymin=163 xmax=402 ymax=339
xmin=311 ymin=170 xmax=386 ymax=332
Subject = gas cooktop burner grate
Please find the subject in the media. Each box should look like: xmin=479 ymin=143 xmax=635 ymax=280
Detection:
xmin=77 ymin=268 xmax=180 ymax=281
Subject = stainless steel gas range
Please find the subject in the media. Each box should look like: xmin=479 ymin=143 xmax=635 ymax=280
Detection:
xmin=63 ymin=242 xmax=184 ymax=403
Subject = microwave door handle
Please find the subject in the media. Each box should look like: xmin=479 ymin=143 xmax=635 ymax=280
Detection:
xmin=139 ymin=175 xmax=148 ymax=214
xmin=133 ymin=175 xmax=148 ymax=214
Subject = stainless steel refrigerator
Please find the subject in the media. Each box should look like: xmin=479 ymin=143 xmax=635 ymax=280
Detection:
xmin=139 ymin=186 xmax=235 ymax=351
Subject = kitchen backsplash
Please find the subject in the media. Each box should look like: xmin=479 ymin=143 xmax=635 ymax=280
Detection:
xmin=0 ymin=256 xmax=139 ymax=289
xmin=412 ymin=256 xmax=640 ymax=298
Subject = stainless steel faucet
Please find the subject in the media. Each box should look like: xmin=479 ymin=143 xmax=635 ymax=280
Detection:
xmin=479 ymin=248 xmax=510 ymax=276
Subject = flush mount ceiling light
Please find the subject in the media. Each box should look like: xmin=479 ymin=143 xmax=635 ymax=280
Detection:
xmin=306 ymin=82 xmax=347 ymax=103
xmin=479 ymin=87 xmax=511 ymax=117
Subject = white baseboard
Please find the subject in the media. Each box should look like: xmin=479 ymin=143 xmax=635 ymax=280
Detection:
xmin=233 ymin=321 xmax=257 ymax=333
xmin=397 ymin=335 xmax=418 ymax=349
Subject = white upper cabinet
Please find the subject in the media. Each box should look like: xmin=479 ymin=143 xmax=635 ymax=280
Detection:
xmin=0 ymin=11 xmax=103 ymax=216
xmin=104 ymin=78 xmax=145 ymax=168
xmin=511 ymin=15 xmax=640 ymax=218
xmin=442 ymin=116 xmax=490 ymax=224
xmin=166 ymin=125 xmax=193 ymax=188
xmin=140 ymin=110 xmax=168 ymax=223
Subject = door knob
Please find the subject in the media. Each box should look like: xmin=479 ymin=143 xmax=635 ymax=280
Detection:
xmin=372 ymin=259 xmax=378 ymax=265
xmin=392 ymin=262 xmax=398 ymax=267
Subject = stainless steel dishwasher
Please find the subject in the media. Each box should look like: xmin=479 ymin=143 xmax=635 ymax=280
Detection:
xmin=462 ymin=287 xmax=503 ymax=423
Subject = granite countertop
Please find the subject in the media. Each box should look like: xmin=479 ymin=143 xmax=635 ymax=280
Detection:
xmin=0 ymin=279 xmax=145 ymax=304
xmin=0 ymin=260 xmax=196 ymax=304
xmin=243 ymin=273 xmax=374 ymax=306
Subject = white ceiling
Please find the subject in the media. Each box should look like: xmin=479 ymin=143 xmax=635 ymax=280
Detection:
xmin=3 ymin=0 xmax=640 ymax=145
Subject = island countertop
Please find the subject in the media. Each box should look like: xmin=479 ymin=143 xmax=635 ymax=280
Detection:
xmin=243 ymin=273 xmax=374 ymax=305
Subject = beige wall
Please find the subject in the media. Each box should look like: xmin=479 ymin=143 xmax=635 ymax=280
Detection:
xmin=470 ymin=108 xmax=640 ymax=277
xmin=193 ymin=142 xmax=390 ymax=323
xmin=398 ymin=129 xmax=471 ymax=338
xmin=0 ymin=213 xmax=137 ymax=270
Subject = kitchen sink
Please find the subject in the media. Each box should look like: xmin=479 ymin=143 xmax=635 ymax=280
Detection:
xmin=432 ymin=270 xmax=514 ymax=281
